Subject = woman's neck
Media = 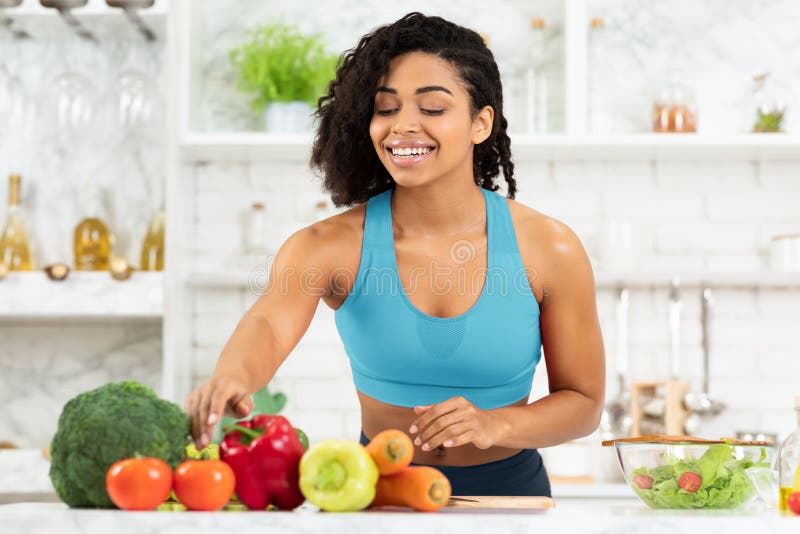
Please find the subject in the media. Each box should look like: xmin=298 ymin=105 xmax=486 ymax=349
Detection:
xmin=391 ymin=179 xmax=486 ymax=238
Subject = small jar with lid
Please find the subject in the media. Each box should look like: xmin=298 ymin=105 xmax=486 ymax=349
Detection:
xmin=652 ymin=71 xmax=697 ymax=133
xmin=752 ymin=72 xmax=788 ymax=133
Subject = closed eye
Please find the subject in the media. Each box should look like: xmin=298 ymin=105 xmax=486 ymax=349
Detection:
xmin=375 ymin=109 xmax=445 ymax=116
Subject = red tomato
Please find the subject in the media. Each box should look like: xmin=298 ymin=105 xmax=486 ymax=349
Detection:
xmin=106 ymin=457 xmax=172 ymax=510
xmin=678 ymin=471 xmax=702 ymax=493
xmin=788 ymin=491 xmax=800 ymax=515
xmin=173 ymin=460 xmax=235 ymax=511
xmin=633 ymin=474 xmax=654 ymax=490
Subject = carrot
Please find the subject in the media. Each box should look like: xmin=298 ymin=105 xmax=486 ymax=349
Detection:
xmin=365 ymin=429 xmax=414 ymax=475
xmin=370 ymin=466 xmax=452 ymax=512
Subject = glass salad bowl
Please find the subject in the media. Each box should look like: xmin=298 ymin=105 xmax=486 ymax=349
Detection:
xmin=604 ymin=436 xmax=776 ymax=510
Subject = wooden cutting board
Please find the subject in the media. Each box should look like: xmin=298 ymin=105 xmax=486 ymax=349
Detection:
xmin=446 ymin=496 xmax=555 ymax=509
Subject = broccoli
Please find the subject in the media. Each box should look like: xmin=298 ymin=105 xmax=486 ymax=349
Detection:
xmin=49 ymin=381 xmax=190 ymax=508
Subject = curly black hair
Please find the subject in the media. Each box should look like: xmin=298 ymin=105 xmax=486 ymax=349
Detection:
xmin=310 ymin=12 xmax=516 ymax=207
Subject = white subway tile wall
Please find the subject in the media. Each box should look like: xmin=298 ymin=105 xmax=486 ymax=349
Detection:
xmin=188 ymin=159 xmax=800 ymax=445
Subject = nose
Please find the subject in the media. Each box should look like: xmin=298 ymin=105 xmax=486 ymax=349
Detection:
xmin=391 ymin=107 xmax=421 ymax=134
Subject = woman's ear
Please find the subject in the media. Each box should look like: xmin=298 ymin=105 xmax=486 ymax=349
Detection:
xmin=472 ymin=105 xmax=495 ymax=145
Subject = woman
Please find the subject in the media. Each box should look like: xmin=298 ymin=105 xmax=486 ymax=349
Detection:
xmin=185 ymin=12 xmax=605 ymax=497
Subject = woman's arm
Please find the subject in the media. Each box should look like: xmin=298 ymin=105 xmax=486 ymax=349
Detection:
xmin=186 ymin=222 xmax=336 ymax=446
xmin=409 ymin=217 xmax=606 ymax=451
xmin=490 ymin=218 xmax=606 ymax=449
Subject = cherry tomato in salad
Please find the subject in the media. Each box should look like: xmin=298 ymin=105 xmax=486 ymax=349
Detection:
xmin=678 ymin=471 xmax=702 ymax=493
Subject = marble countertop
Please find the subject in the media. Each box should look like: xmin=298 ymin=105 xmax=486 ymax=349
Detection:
xmin=1 ymin=501 xmax=798 ymax=534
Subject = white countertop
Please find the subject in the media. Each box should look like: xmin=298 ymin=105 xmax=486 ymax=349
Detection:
xmin=3 ymin=449 xmax=796 ymax=533
xmin=0 ymin=501 xmax=797 ymax=534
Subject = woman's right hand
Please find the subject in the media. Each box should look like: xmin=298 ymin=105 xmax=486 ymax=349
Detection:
xmin=184 ymin=373 xmax=255 ymax=448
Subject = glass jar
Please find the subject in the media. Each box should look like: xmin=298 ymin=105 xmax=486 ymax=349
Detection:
xmin=752 ymin=72 xmax=788 ymax=133
xmin=652 ymin=71 xmax=697 ymax=133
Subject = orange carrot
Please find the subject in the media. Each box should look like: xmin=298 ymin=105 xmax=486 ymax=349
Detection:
xmin=370 ymin=466 xmax=452 ymax=512
xmin=365 ymin=429 xmax=414 ymax=475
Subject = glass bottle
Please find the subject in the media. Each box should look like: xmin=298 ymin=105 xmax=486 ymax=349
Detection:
xmin=524 ymin=18 xmax=549 ymax=134
xmin=0 ymin=174 xmax=34 ymax=271
xmin=242 ymin=202 xmax=270 ymax=268
xmin=588 ymin=17 xmax=613 ymax=134
xmin=778 ymin=396 xmax=800 ymax=512
xmin=73 ymin=183 xmax=111 ymax=271
xmin=140 ymin=209 xmax=164 ymax=271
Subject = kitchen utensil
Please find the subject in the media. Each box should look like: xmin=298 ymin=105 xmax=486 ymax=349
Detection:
xmin=630 ymin=380 xmax=689 ymax=437
xmin=599 ymin=286 xmax=633 ymax=439
xmin=40 ymin=0 xmax=98 ymax=42
xmin=445 ymin=496 xmax=555 ymax=509
xmin=735 ymin=431 xmax=778 ymax=444
xmin=683 ymin=288 xmax=726 ymax=419
xmin=638 ymin=278 xmax=683 ymax=419
xmin=602 ymin=434 xmax=774 ymax=446
xmin=106 ymin=0 xmax=156 ymax=42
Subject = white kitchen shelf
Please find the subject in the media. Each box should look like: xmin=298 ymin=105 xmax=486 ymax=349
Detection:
xmin=187 ymin=269 xmax=800 ymax=291
xmin=0 ymin=271 xmax=163 ymax=320
xmin=186 ymin=270 xmax=260 ymax=290
xmin=6 ymin=0 xmax=168 ymax=17
xmin=180 ymin=132 xmax=800 ymax=163
xmin=595 ymin=270 xmax=800 ymax=289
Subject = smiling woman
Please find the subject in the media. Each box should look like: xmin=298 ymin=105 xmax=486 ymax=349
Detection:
xmin=184 ymin=12 xmax=605 ymax=499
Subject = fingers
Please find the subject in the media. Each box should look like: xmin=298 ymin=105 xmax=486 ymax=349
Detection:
xmin=423 ymin=422 xmax=473 ymax=451
xmin=235 ymin=395 xmax=254 ymax=417
xmin=197 ymin=385 xmax=213 ymax=448
xmin=184 ymin=375 xmax=252 ymax=449
xmin=185 ymin=389 xmax=202 ymax=445
xmin=409 ymin=397 xmax=466 ymax=435
xmin=415 ymin=410 xmax=465 ymax=447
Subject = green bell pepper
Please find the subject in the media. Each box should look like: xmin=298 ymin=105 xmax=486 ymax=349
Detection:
xmin=299 ymin=439 xmax=379 ymax=512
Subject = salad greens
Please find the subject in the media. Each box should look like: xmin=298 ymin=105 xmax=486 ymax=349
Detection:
xmin=629 ymin=443 xmax=770 ymax=509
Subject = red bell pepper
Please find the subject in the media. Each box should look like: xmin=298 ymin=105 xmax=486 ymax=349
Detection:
xmin=220 ymin=414 xmax=305 ymax=510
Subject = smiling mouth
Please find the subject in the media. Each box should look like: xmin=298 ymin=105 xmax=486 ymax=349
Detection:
xmin=385 ymin=146 xmax=436 ymax=158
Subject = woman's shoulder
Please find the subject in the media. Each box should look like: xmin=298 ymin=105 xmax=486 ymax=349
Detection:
xmin=506 ymin=197 xmax=580 ymax=251
xmin=288 ymin=201 xmax=366 ymax=272
xmin=505 ymin=196 xmax=592 ymax=290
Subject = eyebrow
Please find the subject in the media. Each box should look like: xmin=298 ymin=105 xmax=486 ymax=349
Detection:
xmin=376 ymin=85 xmax=453 ymax=96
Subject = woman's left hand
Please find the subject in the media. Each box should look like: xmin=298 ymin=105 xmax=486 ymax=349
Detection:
xmin=408 ymin=396 xmax=506 ymax=451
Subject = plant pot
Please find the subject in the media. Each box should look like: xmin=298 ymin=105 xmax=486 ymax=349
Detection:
xmin=263 ymin=101 xmax=313 ymax=132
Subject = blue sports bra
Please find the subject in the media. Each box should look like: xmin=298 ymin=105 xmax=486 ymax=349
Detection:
xmin=334 ymin=186 xmax=542 ymax=410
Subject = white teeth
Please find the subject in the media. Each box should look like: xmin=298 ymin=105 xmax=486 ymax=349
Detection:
xmin=391 ymin=147 xmax=433 ymax=157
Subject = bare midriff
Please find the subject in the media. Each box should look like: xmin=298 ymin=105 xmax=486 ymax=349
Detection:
xmin=357 ymin=390 xmax=528 ymax=467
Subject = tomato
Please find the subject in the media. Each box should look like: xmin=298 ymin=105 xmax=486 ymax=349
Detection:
xmin=788 ymin=491 xmax=800 ymax=515
xmin=173 ymin=460 xmax=235 ymax=511
xmin=633 ymin=474 xmax=654 ymax=490
xmin=678 ymin=471 xmax=702 ymax=493
xmin=106 ymin=457 xmax=173 ymax=511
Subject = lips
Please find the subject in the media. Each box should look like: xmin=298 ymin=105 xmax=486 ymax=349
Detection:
xmin=385 ymin=146 xmax=436 ymax=168
xmin=384 ymin=140 xmax=436 ymax=167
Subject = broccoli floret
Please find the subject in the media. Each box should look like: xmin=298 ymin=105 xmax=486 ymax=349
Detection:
xmin=49 ymin=381 xmax=190 ymax=508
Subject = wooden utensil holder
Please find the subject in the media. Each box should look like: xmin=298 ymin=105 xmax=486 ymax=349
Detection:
xmin=630 ymin=380 xmax=690 ymax=437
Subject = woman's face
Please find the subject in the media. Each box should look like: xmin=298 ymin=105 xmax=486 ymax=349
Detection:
xmin=369 ymin=51 xmax=493 ymax=188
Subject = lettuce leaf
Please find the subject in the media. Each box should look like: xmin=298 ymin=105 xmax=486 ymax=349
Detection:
xmin=629 ymin=445 xmax=770 ymax=509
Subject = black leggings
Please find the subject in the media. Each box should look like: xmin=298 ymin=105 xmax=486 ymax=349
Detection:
xmin=359 ymin=430 xmax=551 ymax=497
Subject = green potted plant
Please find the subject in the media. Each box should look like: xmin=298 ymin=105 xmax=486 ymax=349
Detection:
xmin=229 ymin=23 xmax=339 ymax=132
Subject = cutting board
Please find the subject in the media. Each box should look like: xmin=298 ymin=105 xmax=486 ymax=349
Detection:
xmin=446 ymin=496 xmax=555 ymax=509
